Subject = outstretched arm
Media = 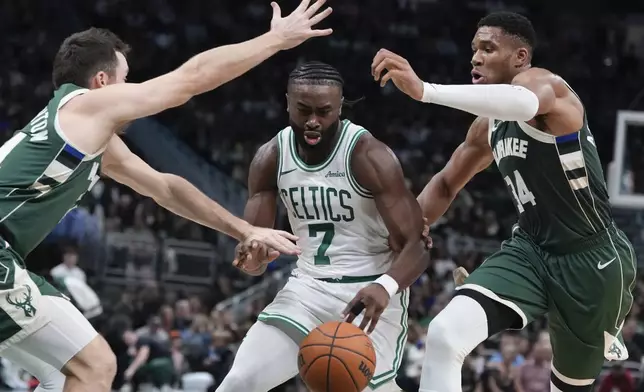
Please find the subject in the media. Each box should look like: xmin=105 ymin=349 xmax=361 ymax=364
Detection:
xmin=68 ymin=0 xmax=332 ymax=127
xmin=343 ymin=134 xmax=428 ymax=332
xmin=101 ymin=136 xmax=298 ymax=254
xmin=418 ymin=117 xmax=493 ymax=225
xmin=371 ymin=49 xmax=583 ymax=132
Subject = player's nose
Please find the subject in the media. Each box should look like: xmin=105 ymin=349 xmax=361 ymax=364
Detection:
xmin=471 ymin=52 xmax=483 ymax=67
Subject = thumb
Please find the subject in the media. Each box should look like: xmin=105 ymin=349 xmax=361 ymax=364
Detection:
xmin=271 ymin=2 xmax=281 ymax=20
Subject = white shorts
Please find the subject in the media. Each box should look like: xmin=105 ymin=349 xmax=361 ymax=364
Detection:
xmin=258 ymin=270 xmax=409 ymax=391
xmin=0 ymin=294 xmax=98 ymax=371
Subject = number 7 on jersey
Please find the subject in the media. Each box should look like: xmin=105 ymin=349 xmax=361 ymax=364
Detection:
xmin=308 ymin=223 xmax=335 ymax=265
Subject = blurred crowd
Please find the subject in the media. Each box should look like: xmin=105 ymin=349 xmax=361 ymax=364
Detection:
xmin=1 ymin=0 xmax=644 ymax=391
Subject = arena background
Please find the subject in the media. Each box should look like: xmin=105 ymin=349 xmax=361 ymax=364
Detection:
xmin=2 ymin=0 xmax=644 ymax=391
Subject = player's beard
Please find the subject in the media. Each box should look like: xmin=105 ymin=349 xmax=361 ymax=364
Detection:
xmin=289 ymin=119 xmax=341 ymax=153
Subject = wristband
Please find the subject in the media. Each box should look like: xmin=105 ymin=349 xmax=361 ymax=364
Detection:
xmin=374 ymin=275 xmax=399 ymax=298
xmin=421 ymin=82 xmax=435 ymax=103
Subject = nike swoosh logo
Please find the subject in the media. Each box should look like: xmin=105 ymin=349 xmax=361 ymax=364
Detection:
xmin=597 ymin=257 xmax=616 ymax=270
xmin=280 ymin=168 xmax=297 ymax=176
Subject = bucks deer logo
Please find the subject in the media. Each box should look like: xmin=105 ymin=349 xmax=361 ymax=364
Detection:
xmin=6 ymin=285 xmax=36 ymax=317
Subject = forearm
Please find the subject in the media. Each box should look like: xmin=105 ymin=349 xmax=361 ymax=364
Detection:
xmin=421 ymin=83 xmax=539 ymax=121
xmin=383 ymin=239 xmax=429 ymax=293
xmin=179 ymin=32 xmax=283 ymax=96
xmin=417 ymin=174 xmax=457 ymax=225
xmin=157 ymin=174 xmax=251 ymax=240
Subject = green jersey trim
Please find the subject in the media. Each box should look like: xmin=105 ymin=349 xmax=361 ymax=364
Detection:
xmin=52 ymin=88 xmax=105 ymax=160
xmin=276 ymin=130 xmax=284 ymax=183
xmin=345 ymin=129 xmax=373 ymax=199
xmin=288 ymin=120 xmax=350 ymax=172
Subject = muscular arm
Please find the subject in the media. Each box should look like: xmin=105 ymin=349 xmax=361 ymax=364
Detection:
xmin=236 ymin=138 xmax=281 ymax=276
xmin=511 ymin=67 xmax=583 ymax=134
xmin=101 ymin=136 xmax=252 ymax=241
xmin=418 ymin=117 xmax=493 ymax=225
xmin=352 ymin=134 xmax=428 ymax=291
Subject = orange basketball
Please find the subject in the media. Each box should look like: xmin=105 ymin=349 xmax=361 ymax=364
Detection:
xmin=298 ymin=321 xmax=377 ymax=392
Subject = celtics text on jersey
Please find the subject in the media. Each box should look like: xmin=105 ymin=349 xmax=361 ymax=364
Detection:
xmin=0 ymin=84 xmax=103 ymax=258
xmin=276 ymin=120 xmax=393 ymax=278
xmin=488 ymin=110 xmax=613 ymax=250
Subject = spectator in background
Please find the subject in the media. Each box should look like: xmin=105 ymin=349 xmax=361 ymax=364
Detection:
xmin=203 ymin=328 xmax=234 ymax=388
xmin=123 ymin=328 xmax=175 ymax=391
xmin=623 ymin=318 xmax=644 ymax=363
xmin=599 ymin=363 xmax=635 ymax=392
xmin=489 ymin=333 xmax=526 ymax=367
xmin=50 ymin=243 xmax=86 ymax=282
xmin=398 ymin=320 xmax=426 ymax=391
xmin=479 ymin=337 xmax=520 ymax=392
xmin=514 ymin=332 xmax=551 ymax=392
xmin=136 ymin=315 xmax=171 ymax=345
xmin=175 ymin=298 xmax=194 ymax=331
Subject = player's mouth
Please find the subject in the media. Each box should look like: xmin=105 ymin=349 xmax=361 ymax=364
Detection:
xmin=471 ymin=70 xmax=485 ymax=84
xmin=304 ymin=131 xmax=322 ymax=146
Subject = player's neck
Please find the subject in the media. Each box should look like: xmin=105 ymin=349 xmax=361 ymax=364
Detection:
xmin=296 ymin=121 xmax=342 ymax=166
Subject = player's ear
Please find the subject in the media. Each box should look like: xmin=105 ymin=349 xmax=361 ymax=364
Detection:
xmin=90 ymin=71 xmax=110 ymax=89
xmin=514 ymin=48 xmax=530 ymax=68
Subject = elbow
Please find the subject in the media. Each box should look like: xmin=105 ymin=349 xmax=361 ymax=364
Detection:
xmin=516 ymin=86 xmax=540 ymax=120
xmin=504 ymin=85 xmax=540 ymax=121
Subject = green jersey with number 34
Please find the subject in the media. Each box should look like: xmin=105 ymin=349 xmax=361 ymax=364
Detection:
xmin=488 ymin=111 xmax=613 ymax=250
xmin=0 ymin=83 xmax=102 ymax=258
xmin=276 ymin=120 xmax=394 ymax=278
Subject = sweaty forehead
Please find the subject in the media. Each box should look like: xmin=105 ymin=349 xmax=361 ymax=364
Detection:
xmin=288 ymin=84 xmax=342 ymax=106
xmin=472 ymin=26 xmax=507 ymax=46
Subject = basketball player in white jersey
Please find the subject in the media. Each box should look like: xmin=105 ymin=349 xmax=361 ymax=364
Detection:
xmin=218 ymin=62 xmax=429 ymax=392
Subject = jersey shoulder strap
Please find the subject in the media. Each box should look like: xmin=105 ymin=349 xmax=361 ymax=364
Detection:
xmin=276 ymin=126 xmax=294 ymax=182
xmin=341 ymin=120 xmax=373 ymax=198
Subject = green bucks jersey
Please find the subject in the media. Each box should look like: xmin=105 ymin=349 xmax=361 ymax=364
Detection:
xmin=0 ymin=84 xmax=102 ymax=258
xmin=489 ymin=110 xmax=613 ymax=250
xmin=276 ymin=120 xmax=393 ymax=278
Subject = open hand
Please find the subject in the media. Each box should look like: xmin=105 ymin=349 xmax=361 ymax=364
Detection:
xmin=371 ymin=49 xmax=424 ymax=101
xmin=270 ymin=0 xmax=333 ymax=50
xmin=241 ymin=226 xmax=300 ymax=255
xmin=342 ymin=283 xmax=390 ymax=334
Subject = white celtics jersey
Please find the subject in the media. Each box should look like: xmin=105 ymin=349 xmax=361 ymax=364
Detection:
xmin=276 ymin=119 xmax=393 ymax=278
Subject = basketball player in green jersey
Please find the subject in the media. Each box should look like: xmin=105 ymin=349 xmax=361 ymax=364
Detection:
xmin=0 ymin=1 xmax=332 ymax=391
xmin=372 ymin=11 xmax=636 ymax=392
xmin=222 ymin=62 xmax=428 ymax=392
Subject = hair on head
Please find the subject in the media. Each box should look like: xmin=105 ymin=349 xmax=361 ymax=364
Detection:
xmin=52 ymin=27 xmax=130 ymax=89
xmin=288 ymin=61 xmax=344 ymax=88
xmin=478 ymin=11 xmax=536 ymax=51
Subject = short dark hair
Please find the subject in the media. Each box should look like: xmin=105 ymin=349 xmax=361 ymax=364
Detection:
xmin=478 ymin=12 xmax=536 ymax=52
xmin=288 ymin=61 xmax=344 ymax=89
xmin=52 ymin=27 xmax=130 ymax=89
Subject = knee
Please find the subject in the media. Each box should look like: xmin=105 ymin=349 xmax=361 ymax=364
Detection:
xmin=65 ymin=335 xmax=117 ymax=386
xmin=425 ymin=312 xmax=458 ymax=353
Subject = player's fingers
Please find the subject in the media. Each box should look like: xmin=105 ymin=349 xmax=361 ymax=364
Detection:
xmin=359 ymin=303 xmax=374 ymax=331
xmin=367 ymin=309 xmax=382 ymax=334
xmin=374 ymin=58 xmax=403 ymax=82
xmin=342 ymin=295 xmax=362 ymax=321
xmin=309 ymin=27 xmax=333 ymax=37
xmin=304 ymin=0 xmax=326 ymax=19
xmin=276 ymin=230 xmax=299 ymax=242
xmin=267 ymin=236 xmax=299 ymax=255
xmin=295 ymin=0 xmax=312 ymax=13
xmin=270 ymin=2 xmax=282 ymax=19
xmin=267 ymin=249 xmax=280 ymax=263
xmin=308 ymin=7 xmax=333 ymax=27
xmin=380 ymin=71 xmax=397 ymax=87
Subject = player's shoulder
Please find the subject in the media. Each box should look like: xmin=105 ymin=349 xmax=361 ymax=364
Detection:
xmin=512 ymin=67 xmax=567 ymax=88
xmin=252 ymin=135 xmax=280 ymax=165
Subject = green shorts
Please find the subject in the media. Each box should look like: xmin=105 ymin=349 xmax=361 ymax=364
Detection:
xmin=460 ymin=224 xmax=636 ymax=382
